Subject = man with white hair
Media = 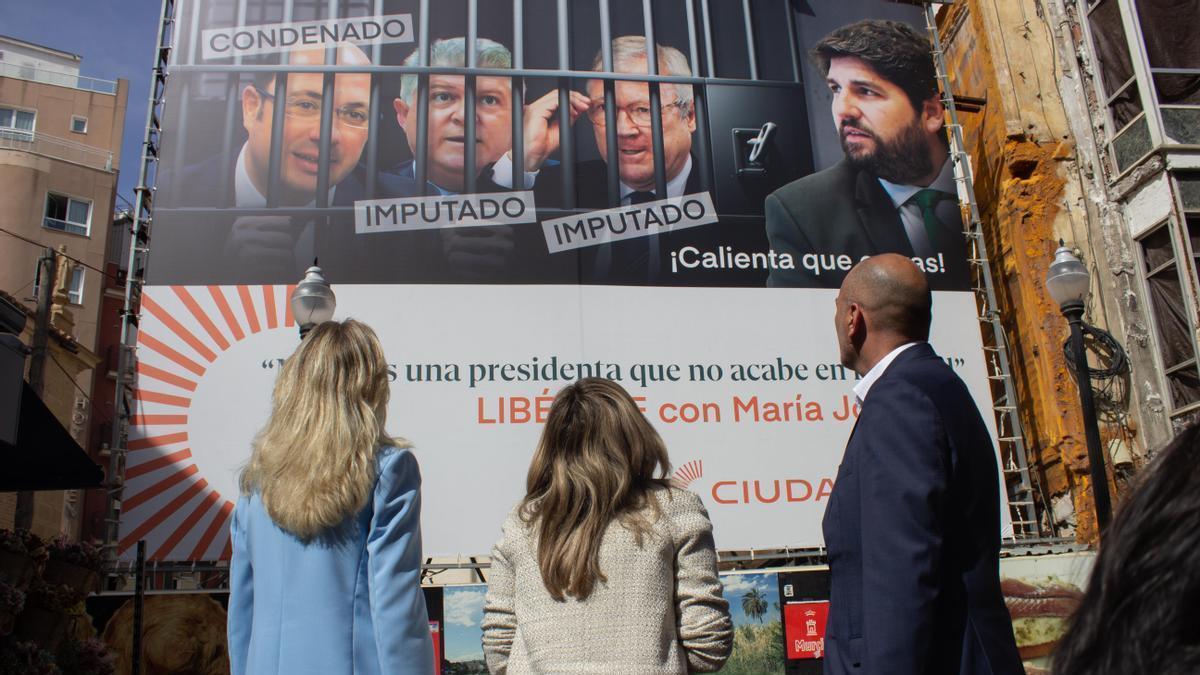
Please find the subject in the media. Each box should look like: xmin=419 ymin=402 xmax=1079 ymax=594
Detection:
xmin=486 ymin=35 xmax=699 ymax=208
xmin=387 ymin=37 xmax=516 ymax=195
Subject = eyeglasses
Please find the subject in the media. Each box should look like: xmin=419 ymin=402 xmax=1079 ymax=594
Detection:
xmin=254 ymin=86 xmax=370 ymax=129
xmin=587 ymin=100 xmax=689 ymax=128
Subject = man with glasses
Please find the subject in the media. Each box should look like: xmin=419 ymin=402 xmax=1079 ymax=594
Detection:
xmin=487 ymin=36 xmax=699 ymax=208
xmin=162 ymin=44 xmax=379 ymax=281
xmin=174 ymin=43 xmax=375 ymax=209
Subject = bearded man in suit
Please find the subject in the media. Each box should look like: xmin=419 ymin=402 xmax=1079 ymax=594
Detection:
xmin=766 ymin=20 xmax=969 ymax=290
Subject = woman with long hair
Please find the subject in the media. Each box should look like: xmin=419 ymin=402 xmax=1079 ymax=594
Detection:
xmin=482 ymin=377 xmax=732 ymax=674
xmin=1052 ymin=423 xmax=1200 ymax=675
xmin=227 ymin=319 xmax=433 ymax=675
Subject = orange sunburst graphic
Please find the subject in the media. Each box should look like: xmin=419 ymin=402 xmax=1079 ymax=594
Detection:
xmin=672 ymin=460 xmax=703 ymax=489
xmin=121 ymin=284 xmax=297 ymax=561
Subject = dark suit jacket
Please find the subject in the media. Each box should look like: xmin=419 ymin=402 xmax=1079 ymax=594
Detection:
xmin=764 ymin=160 xmax=969 ymax=290
xmin=821 ymin=343 xmax=1023 ymax=675
xmin=478 ymin=158 xmax=705 ymax=284
xmin=152 ymin=151 xmax=413 ymax=284
xmin=494 ymin=157 xmax=701 ymax=211
xmin=164 ymin=151 xmax=382 ymax=208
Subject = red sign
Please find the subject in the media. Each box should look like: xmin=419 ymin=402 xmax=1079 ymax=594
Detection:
xmin=784 ymin=601 xmax=829 ymax=659
xmin=429 ymin=621 xmax=442 ymax=675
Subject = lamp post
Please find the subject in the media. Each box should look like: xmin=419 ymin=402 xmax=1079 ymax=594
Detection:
xmin=1045 ymin=245 xmax=1112 ymax=534
xmin=290 ymin=264 xmax=336 ymax=338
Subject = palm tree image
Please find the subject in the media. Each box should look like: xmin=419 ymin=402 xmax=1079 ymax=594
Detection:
xmin=722 ymin=575 xmax=784 ymax=674
xmin=742 ymin=587 xmax=769 ymax=623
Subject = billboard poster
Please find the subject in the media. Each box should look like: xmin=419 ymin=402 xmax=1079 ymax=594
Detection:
xmin=122 ymin=0 xmax=1011 ymax=561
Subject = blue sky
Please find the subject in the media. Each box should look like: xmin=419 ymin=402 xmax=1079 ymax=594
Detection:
xmin=5 ymin=1 xmax=162 ymax=209
xmin=443 ymin=585 xmax=487 ymax=663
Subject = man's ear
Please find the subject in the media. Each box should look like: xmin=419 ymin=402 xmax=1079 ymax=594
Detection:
xmin=921 ymin=94 xmax=945 ymax=135
xmin=393 ymin=97 xmax=410 ymax=131
xmin=242 ymin=84 xmax=262 ymax=132
xmin=847 ymin=303 xmax=866 ymax=340
xmin=684 ymin=102 xmax=697 ymax=134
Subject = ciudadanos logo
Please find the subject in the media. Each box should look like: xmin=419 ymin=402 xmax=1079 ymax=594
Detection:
xmin=672 ymin=460 xmax=834 ymax=506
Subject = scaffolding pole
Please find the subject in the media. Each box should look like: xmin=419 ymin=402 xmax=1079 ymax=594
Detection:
xmin=924 ymin=4 xmax=1044 ymax=539
xmin=103 ymin=0 xmax=177 ymax=575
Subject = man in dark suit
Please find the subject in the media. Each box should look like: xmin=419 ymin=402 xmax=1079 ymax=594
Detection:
xmin=766 ymin=20 xmax=969 ymax=290
xmin=484 ymin=36 xmax=702 ymax=282
xmin=154 ymin=43 xmax=387 ymax=283
xmin=822 ymin=253 xmax=1022 ymax=674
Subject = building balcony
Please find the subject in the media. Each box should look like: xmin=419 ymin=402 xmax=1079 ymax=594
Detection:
xmin=0 ymin=128 xmax=113 ymax=172
xmin=0 ymin=62 xmax=118 ymax=95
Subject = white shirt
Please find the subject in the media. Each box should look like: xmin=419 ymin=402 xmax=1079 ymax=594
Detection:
xmin=852 ymin=341 xmax=921 ymax=405
xmin=232 ymin=143 xmax=324 ymax=269
xmin=877 ymin=157 xmax=958 ymax=258
xmin=491 ymin=153 xmax=694 ymax=205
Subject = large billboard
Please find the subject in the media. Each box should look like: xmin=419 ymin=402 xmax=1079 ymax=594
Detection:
xmin=122 ymin=0 xmax=1009 ymax=560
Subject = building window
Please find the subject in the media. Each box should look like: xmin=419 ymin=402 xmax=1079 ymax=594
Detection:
xmin=43 ymin=192 xmax=91 ymax=236
xmin=1081 ymin=0 xmax=1200 ymax=173
xmin=31 ymin=262 xmax=85 ymax=305
xmin=1139 ymin=221 xmax=1200 ymax=412
xmin=67 ymin=267 xmax=84 ymax=304
xmin=70 ymin=115 xmax=87 ymax=134
xmin=0 ymin=106 xmax=35 ymax=139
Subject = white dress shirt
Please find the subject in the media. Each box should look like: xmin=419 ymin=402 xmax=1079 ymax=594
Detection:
xmin=852 ymin=341 xmax=921 ymax=405
xmin=877 ymin=158 xmax=958 ymax=258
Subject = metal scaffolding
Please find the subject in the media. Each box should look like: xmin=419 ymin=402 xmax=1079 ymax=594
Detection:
xmin=103 ymin=0 xmax=178 ymax=573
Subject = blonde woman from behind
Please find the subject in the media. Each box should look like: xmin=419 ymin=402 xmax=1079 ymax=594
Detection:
xmin=482 ymin=377 xmax=732 ymax=674
xmin=228 ymin=319 xmax=433 ymax=675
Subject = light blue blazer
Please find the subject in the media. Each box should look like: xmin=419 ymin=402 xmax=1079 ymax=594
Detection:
xmin=228 ymin=447 xmax=434 ymax=675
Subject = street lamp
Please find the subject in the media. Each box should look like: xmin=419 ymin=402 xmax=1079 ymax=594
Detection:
xmin=1045 ymin=245 xmax=1112 ymax=534
xmin=290 ymin=263 xmax=336 ymax=338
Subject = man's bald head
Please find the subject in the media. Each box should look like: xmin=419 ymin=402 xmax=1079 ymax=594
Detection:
xmin=841 ymin=254 xmax=932 ymax=342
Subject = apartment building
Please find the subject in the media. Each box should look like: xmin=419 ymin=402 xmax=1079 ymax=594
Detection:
xmin=0 ymin=34 xmax=128 ymax=535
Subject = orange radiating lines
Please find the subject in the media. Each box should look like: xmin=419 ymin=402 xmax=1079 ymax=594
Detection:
xmin=263 ymin=286 xmax=278 ymax=329
xmin=174 ymin=286 xmax=230 ymax=351
xmin=137 ymin=362 xmax=198 ymax=392
xmin=139 ymin=332 xmax=206 ymax=377
xmin=284 ymin=284 xmax=296 ymax=327
xmin=125 ymin=448 xmax=192 ymax=480
xmin=127 ymin=432 xmax=188 ymax=451
xmin=134 ymin=389 xmax=191 ymax=408
xmin=208 ymin=286 xmax=245 ymax=341
xmin=141 ymin=295 xmax=217 ymax=363
xmin=132 ymin=414 xmax=188 ymax=426
xmin=221 ymin=534 xmax=232 ymax=561
xmin=120 ymin=477 xmax=208 ymax=554
xmin=153 ymin=491 xmax=221 ymax=560
xmin=238 ymin=286 xmax=261 ymax=334
xmin=190 ymin=501 xmax=233 ymax=561
xmin=122 ymin=464 xmax=198 ymax=512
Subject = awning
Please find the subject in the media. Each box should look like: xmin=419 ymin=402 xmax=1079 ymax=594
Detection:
xmin=0 ymin=382 xmax=105 ymax=491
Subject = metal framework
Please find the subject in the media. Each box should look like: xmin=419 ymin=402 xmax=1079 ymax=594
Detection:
xmin=925 ymin=5 xmax=1043 ymax=539
xmin=102 ymin=0 xmax=1050 ymax=582
xmin=103 ymin=0 xmax=177 ymax=572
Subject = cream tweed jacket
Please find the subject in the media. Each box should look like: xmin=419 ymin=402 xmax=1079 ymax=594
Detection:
xmin=482 ymin=487 xmax=732 ymax=674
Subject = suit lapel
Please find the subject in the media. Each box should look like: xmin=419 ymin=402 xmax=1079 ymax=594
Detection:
xmin=854 ymin=169 xmax=914 ymax=257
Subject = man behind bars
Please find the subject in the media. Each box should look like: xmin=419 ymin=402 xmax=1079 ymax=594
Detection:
xmin=165 ymin=43 xmax=376 ymax=280
xmin=388 ymin=36 xmax=516 ymax=195
xmin=487 ymin=35 xmax=698 ymax=208
xmin=483 ymin=36 xmax=701 ymax=283
xmin=764 ymin=20 xmax=970 ymax=290
xmin=370 ymin=36 xmax=532 ymax=282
